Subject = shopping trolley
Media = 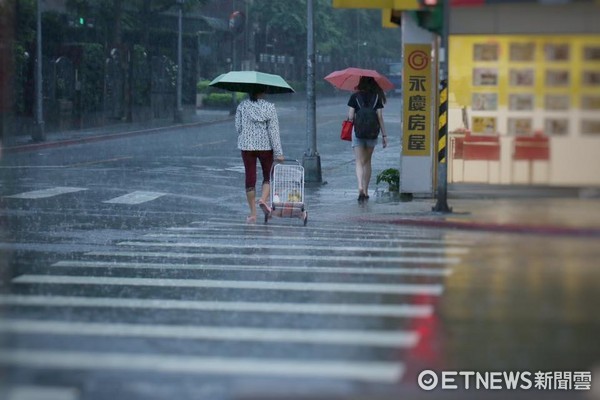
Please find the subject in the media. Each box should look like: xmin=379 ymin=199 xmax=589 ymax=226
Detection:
xmin=265 ymin=160 xmax=308 ymax=225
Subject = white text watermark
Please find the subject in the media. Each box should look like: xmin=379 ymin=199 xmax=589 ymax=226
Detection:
xmin=418 ymin=370 xmax=592 ymax=391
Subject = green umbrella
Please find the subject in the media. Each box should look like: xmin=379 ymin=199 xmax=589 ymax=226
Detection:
xmin=209 ymin=71 xmax=295 ymax=94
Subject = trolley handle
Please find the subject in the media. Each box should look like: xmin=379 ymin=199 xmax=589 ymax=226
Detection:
xmin=274 ymin=159 xmax=302 ymax=166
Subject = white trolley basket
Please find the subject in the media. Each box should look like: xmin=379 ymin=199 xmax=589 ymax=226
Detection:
xmin=266 ymin=160 xmax=308 ymax=225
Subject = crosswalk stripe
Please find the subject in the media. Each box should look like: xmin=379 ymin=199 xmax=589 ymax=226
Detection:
xmin=116 ymin=241 xmax=469 ymax=255
xmin=172 ymin=225 xmax=479 ymax=244
xmin=103 ymin=191 xmax=166 ymax=204
xmin=188 ymin=221 xmax=440 ymax=235
xmin=52 ymin=260 xmax=453 ymax=276
xmin=146 ymin=232 xmax=472 ymax=245
xmin=85 ymin=250 xmax=460 ymax=264
xmin=13 ymin=275 xmax=445 ymax=296
xmin=191 ymin=219 xmax=474 ymax=240
xmin=0 ymin=295 xmax=433 ymax=318
xmin=5 ymin=187 xmax=87 ymax=199
xmin=3 ymin=386 xmax=80 ymax=400
xmin=0 ymin=319 xmax=419 ymax=348
xmin=167 ymin=226 xmax=439 ymax=240
xmin=0 ymin=350 xmax=404 ymax=383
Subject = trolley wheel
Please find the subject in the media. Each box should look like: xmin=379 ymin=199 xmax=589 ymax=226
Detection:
xmin=302 ymin=211 xmax=308 ymax=226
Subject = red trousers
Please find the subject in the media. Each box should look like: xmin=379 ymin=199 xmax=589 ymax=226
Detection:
xmin=241 ymin=150 xmax=273 ymax=191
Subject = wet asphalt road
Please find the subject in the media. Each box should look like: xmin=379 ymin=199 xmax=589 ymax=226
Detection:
xmin=0 ymin=96 xmax=598 ymax=400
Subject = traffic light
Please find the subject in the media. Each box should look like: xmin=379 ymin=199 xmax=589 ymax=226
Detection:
xmin=78 ymin=17 xmax=85 ymax=25
xmin=413 ymin=0 xmax=443 ymax=35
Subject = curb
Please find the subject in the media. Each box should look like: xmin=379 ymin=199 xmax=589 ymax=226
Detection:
xmin=3 ymin=116 xmax=233 ymax=154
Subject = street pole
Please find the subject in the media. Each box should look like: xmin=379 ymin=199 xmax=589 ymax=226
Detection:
xmin=230 ymin=1 xmax=238 ymax=116
xmin=302 ymin=0 xmax=322 ymax=183
xmin=174 ymin=0 xmax=184 ymax=123
xmin=33 ymin=0 xmax=45 ymax=142
xmin=432 ymin=0 xmax=452 ymax=213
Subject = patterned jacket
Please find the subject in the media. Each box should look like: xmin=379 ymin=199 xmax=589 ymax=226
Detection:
xmin=235 ymin=99 xmax=283 ymax=157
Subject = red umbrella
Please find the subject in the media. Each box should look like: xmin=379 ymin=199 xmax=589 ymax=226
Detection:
xmin=324 ymin=67 xmax=395 ymax=92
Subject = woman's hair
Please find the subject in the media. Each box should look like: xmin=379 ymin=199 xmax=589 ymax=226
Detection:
xmin=356 ymin=76 xmax=386 ymax=104
xmin=249 ymin=85 xmax=267 ymax=102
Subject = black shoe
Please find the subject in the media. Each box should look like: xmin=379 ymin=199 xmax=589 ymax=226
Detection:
xmin=358 ymin=193 xmax=366 ymax=202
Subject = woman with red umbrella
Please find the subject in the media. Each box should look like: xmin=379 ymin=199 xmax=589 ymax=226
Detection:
xmin=347 ymin=76 xmax=388 ymax=202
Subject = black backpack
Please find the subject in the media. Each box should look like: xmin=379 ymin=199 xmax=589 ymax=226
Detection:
xmin=354 ymin=93 xmax=380 ymax=140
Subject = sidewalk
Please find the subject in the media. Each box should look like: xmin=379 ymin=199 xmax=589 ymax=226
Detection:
xmin=3 ymin=104 xmax=600 ymax=237
xmin=2 ymin=107 xmax=233 ymax=154
xmin=304 ymin=172 xmax=600 ymax=237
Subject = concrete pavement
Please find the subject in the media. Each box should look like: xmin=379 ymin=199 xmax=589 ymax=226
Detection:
xmin=2 ymin=99 xmax=600 ymax=237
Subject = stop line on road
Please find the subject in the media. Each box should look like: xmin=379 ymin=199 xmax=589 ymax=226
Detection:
xmin=3 ymin=218 xmax=474 ymax=384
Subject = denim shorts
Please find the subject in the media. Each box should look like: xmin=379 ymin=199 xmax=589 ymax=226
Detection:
xmin=352 ymin=131 xmax=378 ymax=148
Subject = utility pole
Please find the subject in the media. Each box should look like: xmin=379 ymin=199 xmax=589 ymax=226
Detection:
xmin=33 ymin=0 xmax=45 ymax=141
xmin=229 ymin=0 xmax=238 ymax=116
xmin=432 ymin=0 xmax=452 ymax=213
xmin=174 ymin=0 xmax=184 ymax=123
xmin=302 ymin=0 xmax=322 ymax=183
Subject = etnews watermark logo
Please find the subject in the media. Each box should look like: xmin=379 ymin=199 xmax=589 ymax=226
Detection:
xmin=418 ymin=370 xmax=592 ymax=391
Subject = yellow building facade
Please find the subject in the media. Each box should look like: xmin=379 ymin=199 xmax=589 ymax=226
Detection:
xmin=448 ymin=35 xmax=600 ymax=186
xmin=334 ymin=0 xmax=600 ymax=187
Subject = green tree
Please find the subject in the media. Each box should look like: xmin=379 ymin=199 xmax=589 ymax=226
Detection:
xmin=65 ymin=0 xmax=209 ymax=48
xmin=330 ymin=7 xmax=402 ymax=65
xmin=250 ymin=0 xmax=402 ymax=67
xmin=250 ymin=0 xmax=343 ymax=58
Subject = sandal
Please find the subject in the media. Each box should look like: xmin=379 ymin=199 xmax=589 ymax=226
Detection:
xmin=258 ymin=199 xmax=271 ymax=216
xmin=246 ymin=215 xmax=257 ymax=224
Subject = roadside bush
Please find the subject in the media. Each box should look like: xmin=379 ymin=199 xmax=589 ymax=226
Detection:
xmin=203 ymin=92 xmax=246 ymax=108
xmin=376 ymin=168 xmax=400 ymax=192
xmin=288 ymin=80 xmax=306 ymax=93
xmin=196 ymin=79 xmax=212 ymax=94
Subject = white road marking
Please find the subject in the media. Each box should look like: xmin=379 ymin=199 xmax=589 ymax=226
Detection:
xmin=103 ymin=191 xmax=166 ymax=204
xmin=85 ymin=250 xmax=460 ymax=264
xmin=178 ymin=223 xmax=479 ymax=243
xmin=13 ymin=275 xmax=444 ymax=295
xmin=0 ymin=319 xmax=419 ymax=348
xmin=0 ymin=166 xmax=67 ymax=169
xmin=3 ymin=385 xmax=79 ymax=400
xmin=192 ymin=139 xmax=228 ymax=148
xmin=193 ymin=218 xmax=475 ymax=237
xmin=188 ymin=221 xmax=435 ymax=235
xmin=0 ymin=350 xmax=404 ymax=383
xmin=146 ymin=232 xmax=471 ymax=245
xmin=224 ymin=166 xmax=245 ymax=173
xmin=117 ymin=240 xmax=469 ymax=255
xmin=0 ymin=295 xmax=433 ymax=317
xmin=5 ymin=187 xmax=87 ymax=199
xmin=52 ymin=260 xmax=453 ymax=276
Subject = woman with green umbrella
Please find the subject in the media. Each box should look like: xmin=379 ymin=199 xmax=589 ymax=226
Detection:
xmin=210 ymin=71 xmax=293 ymax=223
xmin=236 ymin=85 xmax=284 ymax=223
